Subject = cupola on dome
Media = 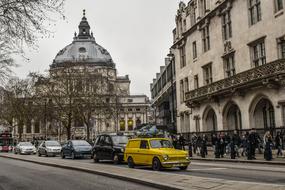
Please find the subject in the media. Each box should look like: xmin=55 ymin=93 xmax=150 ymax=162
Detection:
xmin=52 ymin=10 xmax=114 ymax=68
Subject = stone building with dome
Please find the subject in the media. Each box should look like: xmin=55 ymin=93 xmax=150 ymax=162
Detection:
xmin=13 ymin=11 xmax=151 ymax=141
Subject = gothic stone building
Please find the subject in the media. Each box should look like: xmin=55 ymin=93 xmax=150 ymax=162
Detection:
xmin=172 ymin=0 xmax=285 ymax=135
xmin=15 ymin=11 xmax=151 ymax=141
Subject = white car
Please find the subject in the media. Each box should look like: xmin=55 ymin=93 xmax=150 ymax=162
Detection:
xmin=38 ymin=140 xmax=62 ymax=157
xmin=14 ymin=142 xmax=37 ymax=155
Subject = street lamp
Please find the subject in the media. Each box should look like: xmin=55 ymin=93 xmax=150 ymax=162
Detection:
xmin=167 ymin=52 xmax=177 ymax=134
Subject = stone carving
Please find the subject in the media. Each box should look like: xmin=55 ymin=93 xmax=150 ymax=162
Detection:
xmin=223 ymin=40 xmax=232 ymax=54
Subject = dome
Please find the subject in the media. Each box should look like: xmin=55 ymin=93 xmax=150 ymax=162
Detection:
xmin=52 ymin=10 xmax=114 ymax=68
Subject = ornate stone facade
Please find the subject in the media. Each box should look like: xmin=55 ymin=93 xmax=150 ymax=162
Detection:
xmin=171 ymin=0 xmax=285 ymax=134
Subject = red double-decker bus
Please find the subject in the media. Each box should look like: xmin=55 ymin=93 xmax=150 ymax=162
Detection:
xmin=0 ymin=131 xmax=13 ymax=152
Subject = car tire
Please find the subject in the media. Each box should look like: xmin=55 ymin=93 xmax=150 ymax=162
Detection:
xmin=45 ymin=151 xmax=48 ymax=157
xmin=93 ymin=153 xmax=99 ymax=163
xmin=71 ymin=152 xmax=76 ymax=160
xmin=152 ymin=157 xmax=162 ymax=171
xmin=127 ymin=157 xmax=135 ymax=168
xmin=179 ymin=166 xmax=188 ymax=170
xmin=61 ymin=151 xmax=65 ymax=159
xmin=113 ymin=154 xmax=119 ymax=165
xmin=14 ymin=151 xmax=17 ymax=154
xmin=38 ymin=152 xmax=41 ymax=157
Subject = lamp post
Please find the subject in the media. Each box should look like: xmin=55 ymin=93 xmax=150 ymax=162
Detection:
xmin=167 ymin=52 xmax=177 ymax=134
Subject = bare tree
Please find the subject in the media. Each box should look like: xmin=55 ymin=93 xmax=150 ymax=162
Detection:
xmin=0 ymin=0 xmax=65 ymax=83
xmin=0 ymin=77 xmax=36 ymax=140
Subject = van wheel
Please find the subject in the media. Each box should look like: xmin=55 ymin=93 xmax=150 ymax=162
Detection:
xmin=113 ymin=154 xmax=119 ymax=164
xmin=93 ymin=153 xmax=99 ymax=163
xmin=61 ymin=151 xmax=65 ymax=159
xmin=152 ymin=158 xmax=162 ymax=171
xmin=71 ymin=152 xmax=76 ymax=160
xmin=127 ymin=157 xmax=135 ymax=168
xmin=179 ymin=166 xmax=188 ymax=170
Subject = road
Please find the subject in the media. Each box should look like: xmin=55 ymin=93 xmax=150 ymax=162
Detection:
xmin=0 ymin=158 xmax=159 ymax=190
xmin=59 ymin=156 xmax=285 ymax=185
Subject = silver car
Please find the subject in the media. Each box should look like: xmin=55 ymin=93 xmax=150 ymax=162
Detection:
xmin=14 ymin=142 xmax=37 ymax=155
xmin=38 ymin=140 xmax=62 ymax=157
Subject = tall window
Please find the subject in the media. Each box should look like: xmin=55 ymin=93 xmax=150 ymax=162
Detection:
xmin=222 ymin=11 xmax=232 ymax=40
xmin=190 ymin=3 xmax=197 ymax=26
xmin=224 ymin=54 xmax=236 ymax=77
xmin=185 ymin=77 xmax=189 ymax=92
xmin=194 ymin=75 xmax=199 ymax=89
xmin=193 ymin=41 xmax=197 ymax=59
xmin=202 ymin=26 xmax=210 ymax=52
xmin=180 ymin=45 xmax=186 ymax=68
xmin=250 ymin=40 xmax=266 ymax=67
xmin=180 ymin=80 xmax=184 ymax=103
xmin=275 ymin=0 xmax=284 ymax=12
xmin=278 ymin=38 xmax=285 ymax=58
xmin=203 ymin=63 xmax=213 ymax=85
xmin=249 ymin=0 xmax=262 ymax=25
xmin=199 ymin=0 xmax=207 ymax=17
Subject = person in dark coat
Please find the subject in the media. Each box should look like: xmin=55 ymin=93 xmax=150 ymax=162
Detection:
xmin=192 ymin=134 xmax=198 ymax=154
xmin=179 ymin=135 xmax=186 ymax=150
xmin=200 ymin=134 xmax=207 ymax=158
xmin=275 ymin=131 xmax=283 ymax=157
xmin=247 ymin=129 xmax=257 ymax=160
xmin=264 ymin=131 xmax=273 ymax=161
xmin=232 ymin=130 xmax=241 ymax=157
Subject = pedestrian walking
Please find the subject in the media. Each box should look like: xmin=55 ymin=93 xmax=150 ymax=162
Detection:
xmin=179 ymin=134 xmax=186 ymax=150
xmin=241 ymin=132 xmax=248 ymax=157
xmin=192 ymin=134 xmax=198 ymax=154
xmin=211 ymin=133 xmax=218 ymax=153
xmin=275 ymin=131 xmax=283 ymax=157
xmin=264 ymin=131 xmax=273 ymax=161
xmin=247 ymin=129 xmax=257 ymax=160
xmin=200 ymin=134 xmax=207 ymax=158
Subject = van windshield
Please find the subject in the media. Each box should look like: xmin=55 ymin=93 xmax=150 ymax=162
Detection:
xmin=150 ymin=140 xmax=173 ymax=148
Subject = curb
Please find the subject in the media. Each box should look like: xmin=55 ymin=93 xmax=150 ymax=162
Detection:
xmin=0 ymin=155 xmax=181 ymax=190
xmin=191 ymin=157 xmax=285 ymax=165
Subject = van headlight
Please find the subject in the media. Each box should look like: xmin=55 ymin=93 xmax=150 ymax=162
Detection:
xmin=162 ymin=154 xmax=169 ymax=161
xmin=120 ymin=148 xmax=124 ymax=152
xmin=186 ymin=156 xmax=190 ymax=160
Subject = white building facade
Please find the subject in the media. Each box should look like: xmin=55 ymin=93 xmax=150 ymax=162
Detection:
xmin=172 ymin=0 xmax=285 ymax=135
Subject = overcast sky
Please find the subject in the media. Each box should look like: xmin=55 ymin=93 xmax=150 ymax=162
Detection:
xmin=13 ymin=0 xmax=185 ymax=97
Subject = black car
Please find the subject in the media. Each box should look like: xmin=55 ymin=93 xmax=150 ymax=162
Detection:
xmin=61 ymin=140 xmax=92 ymax=159
xmin=92 ymin=134 xmax=129 ymax=164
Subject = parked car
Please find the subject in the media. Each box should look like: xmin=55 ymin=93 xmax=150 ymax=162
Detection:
xmin=61 ymin=140 xmax=92 ymax=159
xmin=14 ymin=142 xmax=37 ymax=155
xmin=92 ymin=134 xmax=129 ymax=164
xmin=124 ymin=138 xmax=190 ymax=171
xmin=38 ymin=140 xmax=62 ymax=157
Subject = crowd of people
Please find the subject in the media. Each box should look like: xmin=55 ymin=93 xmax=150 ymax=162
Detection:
xmin=172 ymin=128 xmax=285 ymax=161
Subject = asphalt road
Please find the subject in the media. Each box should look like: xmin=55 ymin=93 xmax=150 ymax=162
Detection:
xmin=57 ymin=156 xmax=285 ymax=185
xmin=0 ymin=158 xmax=159 ymax=190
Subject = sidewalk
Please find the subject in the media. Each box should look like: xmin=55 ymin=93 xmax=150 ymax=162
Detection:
xmin=0 ymin=153 xmax=285 ymax=190
xmin=190 ymin=148 xmax=285 ymax=165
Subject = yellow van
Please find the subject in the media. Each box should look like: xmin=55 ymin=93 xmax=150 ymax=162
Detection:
xmin=124 ymin=138 xmax=190 ymax=171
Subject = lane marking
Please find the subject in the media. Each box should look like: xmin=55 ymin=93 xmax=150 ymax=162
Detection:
xmin=189 ymin=167 xmax=227 ymax=171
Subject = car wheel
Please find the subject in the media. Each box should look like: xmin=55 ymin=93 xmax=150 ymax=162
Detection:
xmin=113 ymin=154 xmax=119 ymax=165
xmin=71 ymin=152 xmax=76 ymax=160
xmin=152 ymin=157 xmax=162 ymax=171
xmin=179 ymin=166 xmax=188 ymax=170
xmin=45 ymin=151 xmax=48 ymax=157
xmin=127 ymin=157 xmax=135 ymax=168
xmin=38 ymin=152 xmax=41 ymax=157
xmin=14 ymin=150 xmax=17 ymax=154
xmin=61 ymin=151 xmax=65 ymax=159
xmin=93 ymin=153 xmax=99 ymax=163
